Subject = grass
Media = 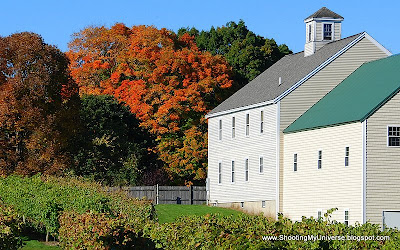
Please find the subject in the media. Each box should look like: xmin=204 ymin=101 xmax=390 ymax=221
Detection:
xmin=21 ymin=237 xmax=60 ymax=250
xmin=155 ymin=204 xmax=242 ymax=224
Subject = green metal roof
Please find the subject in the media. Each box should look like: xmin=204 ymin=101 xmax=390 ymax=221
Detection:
xmin=284 ymin=54 xmax=400 ymax=133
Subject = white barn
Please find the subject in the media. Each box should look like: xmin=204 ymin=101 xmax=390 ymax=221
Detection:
xmin=206 ymin=7 xmax=392 ymax=222
xmin=283 ymin=54 xmax=400 ymax=226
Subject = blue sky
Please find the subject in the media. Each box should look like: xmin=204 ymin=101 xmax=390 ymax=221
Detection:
xmin=1 ymin=0 xmax=398 ymax=54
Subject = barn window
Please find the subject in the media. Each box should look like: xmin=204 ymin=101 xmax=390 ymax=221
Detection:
xmin=388 ymin=126 xmax=400 ymax=146
xmin=262 ymin=201 xmax=266 ymax=208
xmin=293 ymin=153 xmax=298 ymax=172
xmin=345 ymin=147 xmax=349 ymax=166
xmin=245 ymin=158 xmax=249 ymax=182
xmin=246 ymin=114 xmax=250 ymax=136
xmin=232 ymin=117 xmax=235 ymax=138
xmin=260 ymin=110 xmax=264 ymax=133
xmin=218 ymin=162 xmax=222 ymax=184
xmin=218 ymin=119 xmax=222 ymax=140
xmin=318 ymin=150 xmax=322 ymax=169
xmin=318 ymin=210 xmax=322 ymax=219
xmin=259 ymin=157 xmax=264 ymax=173
xmin=231 ymin=161 xmax=235 ymax=183
xmin=323 ymin=23 xmax=332 ymax=40
xmin=344 ymin=210 xmax=349 ymax=226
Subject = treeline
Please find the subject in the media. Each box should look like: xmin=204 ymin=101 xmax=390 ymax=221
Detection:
xmin=0 ymin=21 xmax=291 ymax=185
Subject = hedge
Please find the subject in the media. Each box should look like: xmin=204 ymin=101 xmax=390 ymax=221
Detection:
xmin=0 ymin=175 xmax=155 ymax=242
xmin=143 ymin=211 xmax=400 ymax=249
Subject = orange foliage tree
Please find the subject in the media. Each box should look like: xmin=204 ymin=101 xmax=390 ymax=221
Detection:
xmin=68 ymin=24 xmax=233 ymax=183
xmin=0 ymin=32 xmax=80 ymax=175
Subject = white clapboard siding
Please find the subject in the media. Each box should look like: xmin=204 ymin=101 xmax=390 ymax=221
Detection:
xmin=334 ymin=22 xmax=341 ymax=40
xmin=279 ymin=37 xmax=388 ymax=211
xmin=283 ymin=122 xmax=363 ymax=224
xmin=315 ymin=22 xmax=323 ymax=41
xmin=208 ymin=104 xmax=278 ymax=203
xmin=366 ymin=92 xmax=400 ymax=225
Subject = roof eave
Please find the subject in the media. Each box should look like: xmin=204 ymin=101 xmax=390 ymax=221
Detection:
xmin=284 ymin=120 xmax=361 ymax=134
xmin=205 ymin=100 xmax=274 ymax=119
xmin=304 ymin=17 xmax=344 ymax=23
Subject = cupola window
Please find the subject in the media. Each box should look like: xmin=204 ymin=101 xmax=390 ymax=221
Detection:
xmin=323 ymin=23 xmax=332 ymax=40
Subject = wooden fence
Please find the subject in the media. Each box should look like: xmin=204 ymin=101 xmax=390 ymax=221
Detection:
xmin=111 ymin=185 xmax=207 ymax=205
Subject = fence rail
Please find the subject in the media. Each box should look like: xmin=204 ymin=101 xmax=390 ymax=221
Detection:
xmin=111 ymin=185 xmax=206 ymax=205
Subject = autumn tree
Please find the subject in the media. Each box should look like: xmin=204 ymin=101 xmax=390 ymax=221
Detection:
xmin=68 ymin=24 xmax=233 ymax=184
xmin=178 ymin=20 xmax=292 ymax=89
xmin=0 ymin=32 xmax=80 ymax=175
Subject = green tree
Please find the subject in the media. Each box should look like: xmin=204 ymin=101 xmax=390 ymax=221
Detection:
xmin=178 ymin=20 xmax=292 ymax=89
xmin=73 ymin=95 xmax=159 ymax=186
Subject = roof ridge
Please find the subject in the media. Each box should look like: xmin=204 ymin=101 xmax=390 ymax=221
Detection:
xmin=295 ymin=32 xmax=364 ymax=54
xmin=206 ymin=32 xmax=368 ymax=118
xmin=305 ymin=7 xmax=344 ymax=20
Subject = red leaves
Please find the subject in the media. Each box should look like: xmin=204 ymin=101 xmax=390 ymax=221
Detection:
xmin=68 ymin=24 xmax=233 ymax=182
xmin=0 ymin=32 xmax=80 ymax=176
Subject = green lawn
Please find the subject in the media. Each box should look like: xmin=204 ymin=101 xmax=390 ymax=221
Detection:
xmin=21 ymin=238 xmax=60 ymax=250
xmin=155 ymin=204 xmax=242 ymax=224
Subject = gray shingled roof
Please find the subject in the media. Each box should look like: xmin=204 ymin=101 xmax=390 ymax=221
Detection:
xmin=305 ymin=7 xmax=344 ymax=20
xmin=207 ymin=33 xmax=362 ymax=116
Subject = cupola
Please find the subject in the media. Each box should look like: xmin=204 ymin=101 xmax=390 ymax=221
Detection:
xmin=304 ymin=7 xmax=344 ymax=57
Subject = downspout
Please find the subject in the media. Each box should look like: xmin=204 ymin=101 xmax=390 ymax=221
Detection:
xmin=362 ymin=120 xmax=367 ymax=223
xmin=276 ymin=101 xmax=281 ymax=219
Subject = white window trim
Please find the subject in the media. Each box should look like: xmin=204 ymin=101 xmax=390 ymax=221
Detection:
xmin=321 ymin=22 xmax=334 ymax=41
xmin=245 ymin=113 xmax=250 ymax=137
xmin=293 ymin=152 xmax=298 ymax=172
xmin=317 ymin=149 xmax=322 ymax=169
xmin=313 ymin=21 xmax=317 ymax=43
xmin=387 ymin=125 xmax=400 ymax=147
xmin=218 ymin=161 xmax=222 ymax=185
xmin=244 ymin=157 xmax=249 ymax=182
xmin=259 ymin=156 xmax=264 ymax=174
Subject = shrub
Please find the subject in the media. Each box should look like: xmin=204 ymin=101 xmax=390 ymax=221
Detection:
xmin=0 ymin=205 xmax=23 ymax=250
xmin=59 ymin=211 xmax=156 ymax=249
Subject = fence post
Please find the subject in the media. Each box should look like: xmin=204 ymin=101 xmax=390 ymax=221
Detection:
xmin=206 ymin=178 xmax=210 ymax=206
xmin=190 ymin=185 xmax=193 ymax=205
xmin=156 ymin=184 xmax=159 ymax=205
